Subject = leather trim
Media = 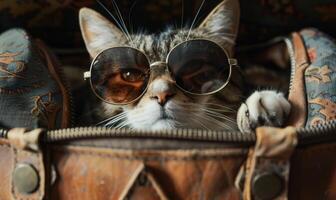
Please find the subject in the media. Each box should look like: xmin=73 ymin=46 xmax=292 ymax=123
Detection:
xmin=34 ymin=39 xmax=70 ymax=128
xmin=11 ymin=147 xmax=45 ymax=200
xmin=7 ymin=129 xmax=45 ymax=200
xmin=287 ymin=32 xmax=309 ymax=127
xmin=240 ymin=127 xmax=298 ymax=200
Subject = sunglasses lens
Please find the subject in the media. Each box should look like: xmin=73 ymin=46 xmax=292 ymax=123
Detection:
xmin=90 ymin=47 xmax=150 ymax=104
xmin=167 ymin=40 xmax=231 ymax=94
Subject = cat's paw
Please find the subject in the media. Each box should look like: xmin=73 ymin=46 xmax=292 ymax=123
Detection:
xmin=237 ymin=90 xmax=291 ymax=134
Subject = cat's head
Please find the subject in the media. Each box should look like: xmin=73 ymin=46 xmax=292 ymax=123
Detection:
xmin=79 ymin=0 xmax=242 ymax=130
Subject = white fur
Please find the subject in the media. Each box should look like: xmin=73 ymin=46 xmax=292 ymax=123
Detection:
xmin=126 ymin=100 xmax=175 ymax=130
xmin=125 ymin=79 xmax=182 ymax=130
xmin=151 ymin=79 xmax=170 ymax=94
xmin=237 ymin=90 xmax=291 ymax=134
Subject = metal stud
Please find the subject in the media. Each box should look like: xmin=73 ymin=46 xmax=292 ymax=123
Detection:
xmin=13 ymin=164 xmax=39 ymax=194
xmin=252 ymin=172 xmax=284 ymax=200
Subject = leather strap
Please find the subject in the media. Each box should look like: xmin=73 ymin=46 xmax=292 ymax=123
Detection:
xmin=287 ymin=32 xmax=309 ymax=127
xmin=7 ymin=128 xmax=45 ymax=200
xmin=237 ymin=127 xmax=298 ymax=200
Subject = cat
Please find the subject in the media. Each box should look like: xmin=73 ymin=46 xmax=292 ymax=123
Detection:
xmin=78 ymin=0 xmax=291 ymax=133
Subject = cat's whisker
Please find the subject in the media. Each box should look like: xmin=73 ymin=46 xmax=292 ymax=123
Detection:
xmin=96 ymin=116 xmax=116 ymax=126
xmin=106 ymin=112 xmax=126 ymax=125
xmin=187 ymin=0 xmax=206 ymax=40
xmin=98 ymin=111 xmax=125 ymax=124
xmin=175 ymin=101 xmax=237 ymax=114
xmin=188 ymin=116 xmax=211 ymax=130
xmin=209 ymin=117 xmax=236 ymax=130
xmin=170 ymin=102 xmax=236 ymax=119
xmin=202 ymin=102 xmax=236 ymax=110
xmin=96 ymin=0 xmax=132 ymax=43
xmin=204 ymin=108 xmax=236 ymax=113
xmin=110 ymin=0 xmax=134 ymax=45
xmin=198 ymin=107 xmax=237 ymax=123
xmin=105 ymin=116 xmax=127 ymax=127
xmin=191 ymin=112 xmax=235 ymax=130
xmin=115 ymin=120 xmax=132 ymax=129
xmin=199 ymin=106 xmax=236 ymax=113
xmin=171 ymin=101 xmax=201 ymax=107
xmin=96 ymin=112 xmax=126 ymax=126
xmin=203 ymin=110 xmax=236 ymax=124
xmin=175 ymin=102 xmax=232 ymax=113
xmin=169 ymin=103 xmax=236 ymax=130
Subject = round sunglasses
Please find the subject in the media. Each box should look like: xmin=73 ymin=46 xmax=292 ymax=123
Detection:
xmin=84 ymin=39 xmax=238 ymax=105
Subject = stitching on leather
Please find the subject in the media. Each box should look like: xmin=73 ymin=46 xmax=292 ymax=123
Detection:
xmin=52 ymin=148 xmax=247 ymax=161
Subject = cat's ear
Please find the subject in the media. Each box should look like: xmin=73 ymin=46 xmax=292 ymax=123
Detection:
xmin=79 ymin=7 xmax=127 ymax=58
xmin=198 ymin=0 xmax=240 ymax=55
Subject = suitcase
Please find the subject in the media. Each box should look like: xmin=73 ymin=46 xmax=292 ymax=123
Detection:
xmin=0 ymin=27 xmax=335 ymax=200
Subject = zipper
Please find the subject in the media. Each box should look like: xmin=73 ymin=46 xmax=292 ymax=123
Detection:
xmin=284 ymin=37 xmax=296 ymax=94
xmin=297 ymin=120 xmax=336 ymax=146
xmin=44 ymin=127 xmax=256 ymax=145
xmin=0 ymin=120 xmax=335 ymax=146
xmin=42 ymin=120 xmax=336 ymax=146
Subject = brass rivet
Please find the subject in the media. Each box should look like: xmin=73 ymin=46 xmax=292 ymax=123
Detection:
xmin=13 ymin=164 xmax=39 ymax=194
xmin=252 ymin=172 xmax=284 ymax=200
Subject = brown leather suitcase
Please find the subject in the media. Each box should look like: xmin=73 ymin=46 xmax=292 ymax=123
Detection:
xmin=0 ymin=28 xmax=336 ymax=200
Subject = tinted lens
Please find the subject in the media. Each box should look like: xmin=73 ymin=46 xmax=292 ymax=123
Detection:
xmin=90 ymin=47 xmax=150 ymax=104
xmin=167 ymin=40 xmax=231 ymax=94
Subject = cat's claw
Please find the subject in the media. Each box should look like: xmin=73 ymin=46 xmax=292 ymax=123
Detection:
xmin=237 ymin=91 xmax=291 ymax=134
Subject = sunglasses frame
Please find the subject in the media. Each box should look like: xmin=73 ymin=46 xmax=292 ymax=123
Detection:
xmin=84 ymin=38 xmax=238 ymax=105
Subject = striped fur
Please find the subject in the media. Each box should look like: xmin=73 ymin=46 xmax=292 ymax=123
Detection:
xmin=79 ymin=0 xmax=244 ymax=130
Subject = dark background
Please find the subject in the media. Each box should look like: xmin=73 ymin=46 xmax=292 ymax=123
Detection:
xmin=0 ymin=0 xmax=335 ymax=63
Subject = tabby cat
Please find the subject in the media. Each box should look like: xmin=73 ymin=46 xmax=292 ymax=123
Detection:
xmin=79 ymin=0 xmax=291 ymax=133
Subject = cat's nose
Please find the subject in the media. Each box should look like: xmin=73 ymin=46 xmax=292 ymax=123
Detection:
xmin=151 ymin=92 xmax=175 ymax=106
xmin=149 ymin=79 xmax=176 ymax=106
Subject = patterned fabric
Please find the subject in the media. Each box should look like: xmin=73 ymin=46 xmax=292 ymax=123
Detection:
xmin=0 ymin=29 xmax=69 ymax=129
xmin=300 ymin=28 xmax=336 ymax=126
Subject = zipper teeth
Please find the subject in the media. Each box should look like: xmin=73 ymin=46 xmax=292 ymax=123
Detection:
xmin=53 ymin=56 xmax=74 ymax=127
xmin=42 ymin=120 xmax=336 ymax=146
xmin=39 ymin=120 xmax=336 ymax=143
xmin=0 ymin=120 xmax=335 ymax=145
xmin=297 ymin=120 xmax=336 ymax=145
xmin=44 ymin=127 xmax=256 ymax=144
xmin=284 ymin=37 xmax=296 ymax=93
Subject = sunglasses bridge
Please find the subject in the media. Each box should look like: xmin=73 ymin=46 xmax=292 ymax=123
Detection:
xmin=83 ymin=39 xmax=239 ymax=105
